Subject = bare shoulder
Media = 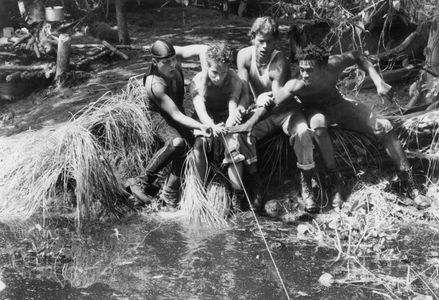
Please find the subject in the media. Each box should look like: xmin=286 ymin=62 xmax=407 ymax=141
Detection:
xmin=174 ymin=44 xmax=208 ymax=59
xmin=237 ymin=46 xmax=252 ymax=67
xmin=327 ymin=51 xmax=358 ymax=70
xmin=145 ymin=75 xmax=166 ymax=98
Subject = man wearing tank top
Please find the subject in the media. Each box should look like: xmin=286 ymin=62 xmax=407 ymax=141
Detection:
xmin=231 ymin=17 xmax=318 ymax=213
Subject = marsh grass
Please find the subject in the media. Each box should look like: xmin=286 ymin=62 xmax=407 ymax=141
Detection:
xmin=180 ymin=151 xmax=229 ymax=229
xmin=76 ymin=78 xmax=155 ymax=178
xmin=0 ymin=123 xmax=131 ymax=228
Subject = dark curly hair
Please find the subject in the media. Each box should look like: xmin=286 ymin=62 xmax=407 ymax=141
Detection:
xmin=206 ymin=43 xmax=234 ymax=67
xmin=248 ymin=16 xmax=279 ymax=40
xmin=296 ymin=44 xmax=330 ymax=65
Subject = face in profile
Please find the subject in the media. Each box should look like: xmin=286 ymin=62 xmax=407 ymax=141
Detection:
xmin=299 ymin=59 xmax=319 ymax=86
xmin=156 ymin=55 xmax=178 ymax=77
xmin=253 ymin=32 xmax=276 ymax=62
xmin=207 ymin=62 xmax=228 ymax=86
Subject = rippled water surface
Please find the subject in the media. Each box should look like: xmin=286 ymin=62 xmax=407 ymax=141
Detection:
xmin=1 ymin=211 xmax=436 ymax=300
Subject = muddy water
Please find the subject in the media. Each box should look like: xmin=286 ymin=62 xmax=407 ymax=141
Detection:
xmin=0 ymin=213 xmax=436 ymax=300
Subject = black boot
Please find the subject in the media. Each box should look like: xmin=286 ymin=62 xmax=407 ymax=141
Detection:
xmin=159 ymin=174 xmax=181 ymax=212
xmin=124 ymin=174 xmax=160 ymax=206
xmin=247 ymin=172 xmax=264 ymax=212
xmin=301 ymin=169 xmax=319 ymax=214
xmin=393 ymin=169 xmax=432 ymax=209
xmin=327 ymin=169 xmax=344 ymax=209
xmin=230 ymin=190 xmax=245 ymax=213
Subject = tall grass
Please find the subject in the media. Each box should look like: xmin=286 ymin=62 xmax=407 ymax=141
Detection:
xmin=0 ymin=78 xmax=155 ymax=228
xmin=76 ymin=78 xmax=155 ymax=177
xmin=180 ymin=151 xmax=229 ymax=229
xmin=0 ymin=123 xmax=131 ymax=228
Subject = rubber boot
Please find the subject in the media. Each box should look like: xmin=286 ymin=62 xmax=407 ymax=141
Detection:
xmin=124 ymin=175 xmax=159 ymax=206
xmin=394 ymin=169 xmax=431 ymax=209
xmin=230 ymin=190 xmax=245 ymax=213
xmin=159 ymin=174 xmax=180 ymax=212
xmin=247 ymin=172 xmax=264 ymax=212
xmin=328 ymin=169 xmax=344 ymax=209
xmin=301 ymin=169 xmax=319 ymax=214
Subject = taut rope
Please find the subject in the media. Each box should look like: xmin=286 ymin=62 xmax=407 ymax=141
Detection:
xmin=220 ymin=133 xmax=291 ymax=300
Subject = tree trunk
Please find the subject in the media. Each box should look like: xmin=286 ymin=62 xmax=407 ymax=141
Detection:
xmin=55 ymin=33 xmax=71 ymax=86
xmin=407 ymin=3 xmax=439 ymax=109
xmin=115 ymin=0 xmax=130 ymax=45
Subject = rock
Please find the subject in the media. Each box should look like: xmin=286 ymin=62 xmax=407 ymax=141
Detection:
xmin=264 ymin=200 xmax=284 ymax=218
xmin=414 ymin=194 xmax=432 ymax=210
xmin=318 ymin=273 xmax=335 ymax=287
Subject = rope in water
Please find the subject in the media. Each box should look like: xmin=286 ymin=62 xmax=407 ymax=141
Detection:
xmin=220 ymin=133 xmax=292 ymax=300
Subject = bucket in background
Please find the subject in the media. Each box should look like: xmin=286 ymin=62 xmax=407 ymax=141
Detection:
xmin=45 ymin=6 xmax=64 ymax=22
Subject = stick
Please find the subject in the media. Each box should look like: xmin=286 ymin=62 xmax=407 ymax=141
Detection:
xmin=76 ymin=49 xmax=111 ymax=69
xmin=12 ymin=33 xmax=31 ymax=48
xmin=0 ymin=64 xmax=50 ymax=71
xmin=102 ymin=40 xmax=129 ymax=60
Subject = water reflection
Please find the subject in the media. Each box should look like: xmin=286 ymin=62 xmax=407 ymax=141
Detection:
xmin=1 ymin=214 xmax=433 ymax=299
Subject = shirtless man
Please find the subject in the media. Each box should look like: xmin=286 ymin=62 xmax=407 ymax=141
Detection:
xmin=233 ymin=16 xmax=316 ymax=212
xmin=125 ymin=40 xmax=210 ymax=210
xmin=274 ymin=44 xmax=426 ymax=206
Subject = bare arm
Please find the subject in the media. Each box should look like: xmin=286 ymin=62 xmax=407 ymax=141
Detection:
xmin=330 ymin=51 xmax=393 ymax=101
xmin=269 ymin=51 xmax=290 ymax=100
xmin=236 ymin=48 xmax=252 ymax=109
xmin=175 ymin=45 xmax=208 ymax=72
xmin=226 ymin=77 xmax=242 ymax=126
xmin=149 ymin=82 xmax=207 ymax=130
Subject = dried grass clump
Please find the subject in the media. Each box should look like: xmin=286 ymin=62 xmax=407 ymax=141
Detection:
xmin=206 ymin=173 xmax=231 ymax=220
xmin=180 ymin=152 xmax=229 ymax=229
xmin=0 ymin=123 xmax=131 ymax=227
xmin=76 ymin=78 xmax=155 ymax=177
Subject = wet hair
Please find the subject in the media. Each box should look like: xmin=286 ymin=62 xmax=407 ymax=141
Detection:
xmin=206 ymin=43 xmax=234 ymax=67
xmin=296 ymin=44 xmax=330 ymax=65
xmin=150 ymin=40 xmax=176 ymax=60
xmin=248 ymin=16 xmax=279 ymax=40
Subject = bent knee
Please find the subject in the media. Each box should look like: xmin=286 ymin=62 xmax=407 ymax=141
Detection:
xmin=172 ymin=137 xmax=186 ymax=149
xmin=309 ymin=113 xmax=326 ymax=129
xmin=374 ymin=119 xmax=393 ymax=137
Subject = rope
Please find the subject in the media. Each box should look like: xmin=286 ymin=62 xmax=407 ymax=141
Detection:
xmin=220 ymin=133 xmax=292 ymax=300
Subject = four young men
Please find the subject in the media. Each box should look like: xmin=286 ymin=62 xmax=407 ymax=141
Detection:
xmin=128 ymin=16 xmax=426 ymax=215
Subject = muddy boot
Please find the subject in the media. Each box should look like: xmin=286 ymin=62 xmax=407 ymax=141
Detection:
xmin=328 ymin=169 xmax=344 ymax=210
xmin=395 ymin=170 xmax=432 ymax=209
xmin=230 ymin=190 xmax=245 ymax=213
xmin=159 ymin=186 xmax=180 ymax=212
xmin=301 ymin=170 xmax=319 ymax=214
xmin=247 ymin=172 xmax=264 ymax=212
xmin=124 ymin=177 xmax=159 ymax=206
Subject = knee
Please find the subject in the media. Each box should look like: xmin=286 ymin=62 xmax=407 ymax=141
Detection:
xmin=374 ymin=119 xmax=393 ymax=138
xmin=171 ymin=137 xmax=185 ymax=151
xmin=309 ymin=113 xmax=326 ymax=130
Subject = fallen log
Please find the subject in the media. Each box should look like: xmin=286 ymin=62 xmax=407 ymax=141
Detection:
xmin=102 ymin=40 xmax=129 ymax=60
xmin=76 ymin=49 xmax=111 ymax=69
xmin=361 ymin=65 xmax=419 ymax=89
xmin=0 ymin=64 xmax=50 ymax=71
